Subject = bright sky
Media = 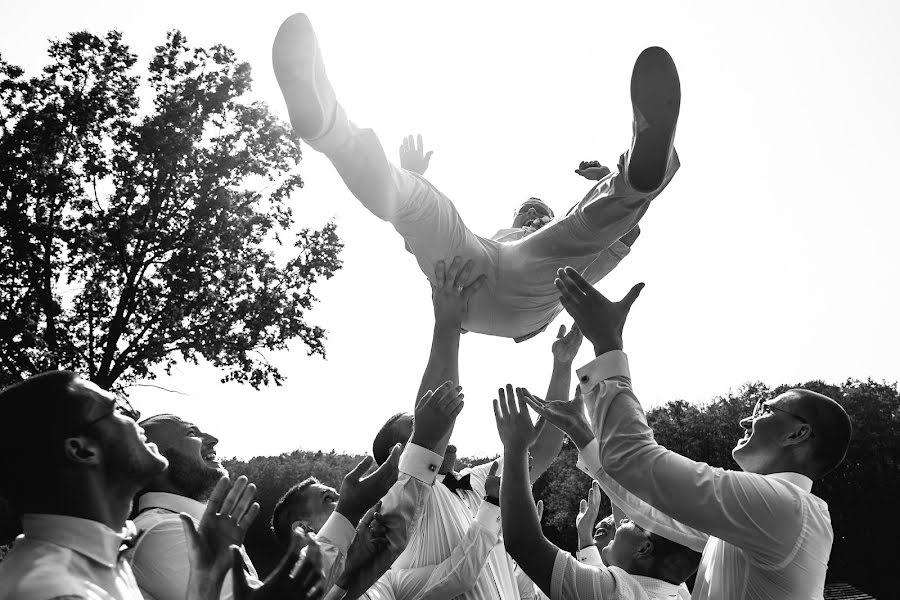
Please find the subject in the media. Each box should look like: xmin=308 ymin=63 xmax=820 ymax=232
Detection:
xmin=3 ymin=1 xmax=898 ymax=459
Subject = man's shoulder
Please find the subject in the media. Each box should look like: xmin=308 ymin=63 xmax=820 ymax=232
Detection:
xmin=0 ymin=541 xmax=95 ymax=600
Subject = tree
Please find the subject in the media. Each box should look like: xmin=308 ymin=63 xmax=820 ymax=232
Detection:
xmin=0 ymin=30 xmax=341 ymax=390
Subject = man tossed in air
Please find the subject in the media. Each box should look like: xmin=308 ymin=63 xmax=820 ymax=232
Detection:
xmin=273 ymin=13 xmax=681 ymax=341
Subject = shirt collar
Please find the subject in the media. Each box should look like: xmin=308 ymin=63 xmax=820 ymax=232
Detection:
xmin=22 ymin=513 xmax=133 ymax=569
xmin=768 ymin=472 xmax=813 ymax=492
xmin=631 ymin=574 xmax=684 ymax=598
xmin=137 ymin=491 xmax=206 ymax=520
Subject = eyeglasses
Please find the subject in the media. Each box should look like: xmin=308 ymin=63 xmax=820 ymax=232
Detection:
xmin=751 ymin=399 xmax=815 ymax=437
xmin=70 ymin=395 xmax=141 ymax=435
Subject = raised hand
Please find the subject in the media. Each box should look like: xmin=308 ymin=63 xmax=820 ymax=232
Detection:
xmin=555 ymin=266 xmax=644 ymax=356
xmin=338 ymin=501 xmax=388 ymax=587
xmin=182 ymin=475 xmax=260 ymax=599
xmin=493 ymin=385 xmax=538 ymax=454
xmin=484 ymin=461 xmax=500 ymax=500
xmin=574 ymin=160 xmax=612 ymax=181
xmin=432 ymin=257 xmax=486 ymax=328
xmin=520 ymin=387 xmax=594 ymax=449
xmin=399 ymin=134 xmax=434 ymax=175
xmin=410 ymin=380 xmax=465 ymax=452
xmin=335 ymin=446 xmax=401 ymax=526
xmin=234 ymin=531 xmax=324 ymax=600
xmin=576 ymin=481 xmax=603 ymax=550
xmin=551 ymin=323 xmax=584 ymax=365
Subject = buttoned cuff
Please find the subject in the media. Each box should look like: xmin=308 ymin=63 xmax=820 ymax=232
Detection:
xmin=575 ymin=439 xmax=602 ymax=478
xmin=576 ymin=351 xmax=630 ymax=391
xmin=317 ymin=511 xmax=355 ymax=552
xmin=474 ymin=501 xmax=502 ymax=535
xmin=399 ymin=443 xmax=442 ymax=485
xmin=577 ymin=544 xmax=602 ymax=564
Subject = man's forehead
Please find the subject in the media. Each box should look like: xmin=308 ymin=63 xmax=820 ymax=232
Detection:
xmin=770 ymin=391 xmax=800 ymax=406
xmin=141 ymin=414 xmax=194 ymax=436
xmin=71 ymin=377 xmax=115 ymax=403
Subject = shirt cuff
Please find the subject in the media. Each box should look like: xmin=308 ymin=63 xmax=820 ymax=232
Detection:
xmin=318 ymin=511 xmax=355 ymax=552
xmin=576 ymin=545 xmax=602 ymax=564
xmin=576 ymin=351 xmax=630 ymax=391
xmin=575 ymin=439 xmax=602 ymax=478
xmin=399 ymin=443 xmax=442 ymax=485
xmin=474 ymin=501 xmax=502 ymax=535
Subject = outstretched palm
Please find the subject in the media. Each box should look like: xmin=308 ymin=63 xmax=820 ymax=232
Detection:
xmin=551 ymin=323 xmax=583 ymax=364
xmin=399 ymin=134 xmax=434 ymax=175
xmin=520 ymin=388 xmax=593 ymax=448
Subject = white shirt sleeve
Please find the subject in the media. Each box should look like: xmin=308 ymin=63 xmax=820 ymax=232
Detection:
xmin=578 ymin=351 xmax=807 ymax=565
xmin=575 ymin=440 xmax=708 ymax=552
xmin=550 ymin=549 xmax=646 ymax=600
xmin=317 ymin=510 xmax=357 ymax=589
xmin=575 ymin=545 xmax=603 ymax=567
xmin=131 ymin=516 xmax=260 ymax=600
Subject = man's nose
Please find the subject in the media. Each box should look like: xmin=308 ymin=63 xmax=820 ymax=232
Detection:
xmin=204 ymin=433 xmax=219 ymax=445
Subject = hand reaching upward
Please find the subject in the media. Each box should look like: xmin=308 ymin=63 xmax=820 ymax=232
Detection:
xmin=555 ymin=267 xmax=644 ymax=356
xmin=399 ymin=134 xmax=434 ymax=175
xmin=574 ymin=160 xmax=612 ymax=181
xmin=432 ymin=257 xmax=486 ymax=328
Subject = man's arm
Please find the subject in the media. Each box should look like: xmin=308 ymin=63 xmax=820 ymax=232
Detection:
xmin=555 ymin=267 xmax=805 ymax=563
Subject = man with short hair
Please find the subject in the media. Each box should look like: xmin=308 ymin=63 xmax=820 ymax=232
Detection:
xmin=131 ymin=414 xmax=397 ymax=600
xmin=0 ymin=371 xmax=168 ymax=600
xmin=273 ymin=13 xmax=680 ymax=342
xmin=271 ymin=477 xmax=339 ymax=547
xmin=550 ymin=266 xmax=853 ymax=599
xmin=493 ymin=386 xmax=702 ymax=600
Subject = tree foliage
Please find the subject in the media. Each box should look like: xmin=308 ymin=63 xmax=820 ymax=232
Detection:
xmin=0 ymin=30 xmax=341 ymax=389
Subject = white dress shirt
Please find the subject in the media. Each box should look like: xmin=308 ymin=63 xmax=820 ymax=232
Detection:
xmin=0 ymin=514 xmax=144 ymax=600
xmin=363 ymin=501 xmax=503 ymax=600
xmin=131 ymin=492 xmax=262 ymax=600
xmin=577 ymin=351 xmax=834 ymax=600
xmin=552 ymin=550 xmax=684 ymax=600
xmin=391 ymin=459 xmax=522 ymax=600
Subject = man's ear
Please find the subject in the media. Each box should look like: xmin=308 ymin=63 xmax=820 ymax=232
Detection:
xmin=635 ymin=538 xmax=654 ymax=560
xmin=784 ymin=423 xmax=813 ymax=446
xmin=63 ymin=436 xmax=102 ymax=466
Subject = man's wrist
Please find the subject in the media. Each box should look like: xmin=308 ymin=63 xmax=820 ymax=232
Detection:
xmin=578 ymin=539 xmax=596 ymax=551
xmin=410 ymin=432 xmax=441 ymax=453
xmin=335 ymin=502 xmax=364 ymax=526
xmin=569 ymin=425 xmax=595 ymax=450
xmin=592 ymin=340 xmax=623 ymax=357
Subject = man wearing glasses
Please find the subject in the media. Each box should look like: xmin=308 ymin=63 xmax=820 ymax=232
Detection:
xmin=548 ymin=267 xmax=853 ymax=599
xmin=273 ymin=13 xmax=680 ymax=342
xmin=0 ymin=370 xmax=168 ymax=599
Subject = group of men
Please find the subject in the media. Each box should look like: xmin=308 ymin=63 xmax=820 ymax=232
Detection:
xmin=0 ymin=11 xmax=852 ymax=600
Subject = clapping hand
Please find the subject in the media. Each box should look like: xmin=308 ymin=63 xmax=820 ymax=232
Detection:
xmin=233 ymin=530 xmax=325 ymax=600
xmin=432 ymin=257 xmax=486 ymax=328
xmin=576 ymin=481 xmax=603 ymax=550
xmin=555 ymin=267 xmax=644 ymax=356
xmin=336 ymin=447 xmax=401 ymax=526
xmin=410 ymin=380 xmax=465 ymax=452
xmin=574 ymin=160 xmax=612 ymax=181
xmin=551 ymin=323 xmax=584 ymax=366
xmin=399 ymin=134 xmax=434 ymax=175
xmin=519 ymin=387 xmax=594 ymax=449
xmin=182 ymin=475 xmax=259 ymax=598
xmin=493 ymin=385 xmax=538 ymax=455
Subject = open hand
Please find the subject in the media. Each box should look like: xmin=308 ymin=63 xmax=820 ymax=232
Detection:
xmin=551 ymin=323 xmax=584 ymax=365
xmin=400 ymin=134 xmax=434 ymax=175
xmin=432 ymin=257 xmax=486 ymax=328
xmin=493 ymin=385 xmax=538 ymax=454
xmin=181 ymin=475 xmax=260 ymax=587
xmin=555 ymin=267 xmax=643 ymax=356
xmin=411 ymin=380 xmax=465 ymax=451
xmin=336 ymin=447 xmax=400 ymax=526
xmin=576 ymin=481 xmax=603 ymax=550
xmin=519 ymin=387 xmax=594 ymax=449
xmin=574 ymin=160 xmax=612 ymax=181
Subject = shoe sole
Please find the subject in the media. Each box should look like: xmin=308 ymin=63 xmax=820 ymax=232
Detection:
xmin=628 ymin=47 xmax=681 ymax=193
xmin=272 ymin=14 xmax=329 ymax=140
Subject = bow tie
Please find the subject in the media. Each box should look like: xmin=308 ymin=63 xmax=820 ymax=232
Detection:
xmin=441 ymin=472 xmax=473 ymax=496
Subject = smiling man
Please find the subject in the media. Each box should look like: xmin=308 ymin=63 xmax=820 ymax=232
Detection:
xmin=129 ymin=413 xmax=260 ymax=600
xmin=271 ymin=477 xmax=339 ymax=547
xmin=0 ymin=371 xmax=168 ymax=600
xmin=273 ymin=13 xmax=680 ymax=342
